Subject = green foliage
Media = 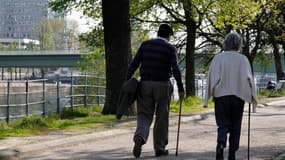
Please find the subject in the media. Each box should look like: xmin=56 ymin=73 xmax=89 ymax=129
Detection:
xmin=38 ymin=20 xmax=55 ymax=50
xmin=60 ymin=106 xmax=103 ymax=119
xmin=13 ymin=116 xmax=48 ymax=129
xmin=60 ymin=108 xmax=88 ymax=119
xmin=7 ymin=42 xmax=19 ymax=51
xmin=213 ymin=0 xmax=260 ymax=29
xmin=258 ymin=89 xmax=285 ymax=97
xmin=254 ymin=49 xmax=274 ymax=73
xmin=0 ymin=43 xmax=4 ymax=50
xmin=26 ymin=42 xmax=39 ymax=50
xmin=170 ymin=96 xmax=213 ymax=113
xmin=78 ymin=49 xmax=105 ymax=75
xmin=49 ymin=0 xmax=102 ymax=19
xmin=0 ymin=105 xmax=118 ymax=138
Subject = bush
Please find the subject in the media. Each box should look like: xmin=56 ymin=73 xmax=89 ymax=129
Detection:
xmin=14 ymin=116 xmax=48 ymax=129
xmin=258 ymin=89 xmax=285 ymax=97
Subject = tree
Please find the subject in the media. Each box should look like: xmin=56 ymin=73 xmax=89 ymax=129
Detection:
xmin=66 ymin=20 xmax=80 ymax=50
xmin=131 ymin=0 xmax=260 ymax=96
xmin=261 ymin=0 xmax=285 ymax=80
xmin=37 ymin=20 xmax=55 ymax=50
xmin=101 ymin=0 xmax=131 ymax=114
xmin=50 ymin=0 xmax=131 ymax=114
xmin=48 ymin=18 xmax=66 ymax=50
xmin=198 ymin=0 xmax=261 ymax=62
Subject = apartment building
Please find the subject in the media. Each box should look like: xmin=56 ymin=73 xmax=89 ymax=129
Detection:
xmin=0 ymin=0 xmax=49 ymax=41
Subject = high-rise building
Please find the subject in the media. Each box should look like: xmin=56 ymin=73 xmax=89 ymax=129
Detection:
xmin=0 ymin=0 xmax=49 ymax=47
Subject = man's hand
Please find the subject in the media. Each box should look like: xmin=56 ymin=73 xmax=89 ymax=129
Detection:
xmin=179 ymin=92 xmax=185 ymax=101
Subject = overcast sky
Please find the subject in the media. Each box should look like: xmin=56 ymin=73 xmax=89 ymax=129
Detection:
xmin=66 ymin=10 xmax=94 ymax=33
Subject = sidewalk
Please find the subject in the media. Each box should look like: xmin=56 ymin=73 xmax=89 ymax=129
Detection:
xmin=0 ymin=97 xmax=285 ymax=160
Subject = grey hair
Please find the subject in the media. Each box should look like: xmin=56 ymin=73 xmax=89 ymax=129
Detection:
xmin=222 ymin=32 xmax=242 ymax=51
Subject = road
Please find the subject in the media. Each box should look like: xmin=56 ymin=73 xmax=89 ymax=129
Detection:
xmin=19 ymin=102 xmax=285 ymax=160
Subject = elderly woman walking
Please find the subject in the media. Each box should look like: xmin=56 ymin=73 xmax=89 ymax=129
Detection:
xmin=204 ymin=32 xmax=257 ymax=160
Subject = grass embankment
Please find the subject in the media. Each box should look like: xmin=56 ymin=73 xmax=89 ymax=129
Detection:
xmin=258 ymin=89 xmax=285 ymax=98
xmin=170 ymin=96 xmax=214 ymax=113
xmin=0 ymin=106 xmax=118 ymax=139
xmin=0 ymin=97 xmax=212 ymax=139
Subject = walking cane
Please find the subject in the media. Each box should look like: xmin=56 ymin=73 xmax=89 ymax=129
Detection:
xmin=175 ymin=99 xmax=182 ymax=156
xmin=248 ymin=103 xmax=251 ymax=160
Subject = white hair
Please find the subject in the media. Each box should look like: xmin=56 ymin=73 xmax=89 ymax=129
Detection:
xmin=223 ymin=32 xmax=242 ymax=51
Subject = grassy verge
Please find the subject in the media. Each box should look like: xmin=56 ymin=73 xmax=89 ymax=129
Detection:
xmin=0 ymin=106 xmax=118 ymax=139
xmin=258 ymin=89 xmax=285 ymax=97
xmin=170 ymin=96 xmax=214 ymax=113
xmin=0 ymin=97 xmax=213 ymax=139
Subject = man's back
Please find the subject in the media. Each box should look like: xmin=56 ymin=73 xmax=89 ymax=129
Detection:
xmin=138 ymin=38 xmax=176 ymax=81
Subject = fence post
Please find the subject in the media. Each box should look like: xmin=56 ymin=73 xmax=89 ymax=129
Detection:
xmin=84 ymin=72 xmax=87 ymax=107
xmin=96 ymin=76 xmax=100 ymax=106
xmin=70 ymin=72 xmax=74 ymax=109
xmin=6 ymin=80 xmax=10 ymax=123
xmin=25 ymin=80 xmax=29 ymax=116
xmin=42 ymin=80 xmax=46 ymax=116
xmin=57 ymin=75 xmax=60 ymax=113
xmin=1 ymin=68 xmax=4 ymax=80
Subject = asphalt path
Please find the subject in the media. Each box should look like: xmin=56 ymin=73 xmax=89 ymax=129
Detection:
xmin=19 ymin=102 xmax=285 ymax=160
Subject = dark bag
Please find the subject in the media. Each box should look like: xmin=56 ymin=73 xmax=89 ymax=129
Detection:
xmin=116 ymin=78 xmax=139 ymax=119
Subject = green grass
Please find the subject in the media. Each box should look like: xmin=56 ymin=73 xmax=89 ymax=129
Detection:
xmin=0 ymin=97 xmax=213 ymax=139
xmin=0 ymin=106 xmax=119 ymax=139
xmin=258 ymin=89 xmax=285 ymax=97
xmin=170 ymin=96 xmax=214 ymax=113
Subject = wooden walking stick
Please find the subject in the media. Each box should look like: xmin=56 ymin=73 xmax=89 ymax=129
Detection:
xmin=175 ymin=99 xmax=183 ymax=156
xmin=248 ymin=103 xmax=251 ymax=160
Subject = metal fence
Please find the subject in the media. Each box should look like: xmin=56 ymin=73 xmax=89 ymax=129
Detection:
xmin=0 ymin=74 xmax=106 ymax=122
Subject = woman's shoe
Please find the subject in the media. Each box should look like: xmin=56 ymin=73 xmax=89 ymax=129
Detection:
xmin=228 ymin=150 xmax=236 ymax=160
xmin=155 ymin=149 xmax=169 ymax=157
xmin=216 ymin=144 xmax=224 ymax=160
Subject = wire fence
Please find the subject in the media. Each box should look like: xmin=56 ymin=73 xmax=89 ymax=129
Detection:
xmin=0 ymin=74 xmax=105 ymax=123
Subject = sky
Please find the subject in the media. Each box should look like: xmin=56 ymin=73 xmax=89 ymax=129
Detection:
xmin=66 ymin=10 xmax=94 ymax=33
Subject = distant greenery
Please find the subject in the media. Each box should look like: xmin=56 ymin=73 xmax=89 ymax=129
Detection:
xmin=258 ymin=89 xmax=285 ymax=97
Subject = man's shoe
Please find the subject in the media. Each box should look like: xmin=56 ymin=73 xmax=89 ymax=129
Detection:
xmin=216 ymin=144 xmax=224 ymax=160
xmin=133 ymin=136 xmax=143 ymax=158
xmin=228 ymin=150 xmax=236 ymax=160
xmin=155 ymin=150 xmax=169 ymax=157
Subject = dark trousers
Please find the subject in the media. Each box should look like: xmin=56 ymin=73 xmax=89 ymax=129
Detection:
xmin=134 ymin=81 xmax=171 ymax=152
xmin=214 ymin=95 xmax=245 ymax=151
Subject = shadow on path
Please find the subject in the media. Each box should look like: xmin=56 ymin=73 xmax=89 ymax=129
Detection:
xmin=22 ymin=145 xmax=285 ymax=160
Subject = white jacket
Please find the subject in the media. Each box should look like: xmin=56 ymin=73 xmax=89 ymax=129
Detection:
xmin=204 ymin=51 xmax=258 ymax=106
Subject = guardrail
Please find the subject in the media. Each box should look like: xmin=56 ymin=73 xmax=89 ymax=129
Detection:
xmin=0 ymin=74 xmax=106 ymax=123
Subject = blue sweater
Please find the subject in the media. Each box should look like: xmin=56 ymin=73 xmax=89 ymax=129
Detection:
xmin=127 ymin=38 xmax=184 ymax=92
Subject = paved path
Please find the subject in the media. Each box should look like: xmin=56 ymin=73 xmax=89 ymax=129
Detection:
xmin=1 ymin=99 xmax=285 ymax=160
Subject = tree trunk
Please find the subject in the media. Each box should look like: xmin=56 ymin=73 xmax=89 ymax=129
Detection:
xmin=185 ymin=23 xmax=196 ymax=96
xmin=183 ymin=0 xmax=197 ymax=96
xmin=270 ymin=35 xmax=283 ymax=80
xmin=102 ymin=0 xmax=131 ymax=114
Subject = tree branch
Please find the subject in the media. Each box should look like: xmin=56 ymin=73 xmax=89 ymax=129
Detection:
xmin=160 ymin=3 xmax=186 ymax=24
xmin=133 ymin=17 xmax=184 ymax=24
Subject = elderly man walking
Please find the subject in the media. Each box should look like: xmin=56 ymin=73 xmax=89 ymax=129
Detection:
xmin=126 ymin=23 xmax=185 ymax=158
